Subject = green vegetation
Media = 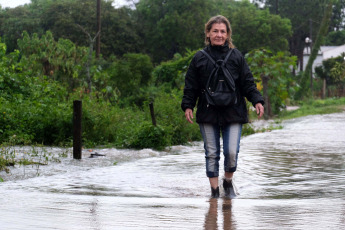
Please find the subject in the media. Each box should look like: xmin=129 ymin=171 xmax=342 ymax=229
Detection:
xmin=1 ymin=0 xmax=345 ymax=180
xmin=253 ymin=0 xmax=345 ymax=74
xmin=246 ymin=49 xmax=298 ymax=119
xmin=0 ymin=0 xmax=293 ymax=63
xmin=279 ymin=97 xmax=345 ymax=120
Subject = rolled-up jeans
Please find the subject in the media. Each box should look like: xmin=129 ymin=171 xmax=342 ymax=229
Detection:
xmin=199 ymin=123 xmax=242 ymax=178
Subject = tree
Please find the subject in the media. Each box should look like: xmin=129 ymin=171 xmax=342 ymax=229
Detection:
xmin=152 ymin=50 xmax=196 ymax=89
xmin=105 ymin=53 xmax=154 ymax=101
xmin=134 ymin=0 xmax=292 ymax=63
xmin=315 ymin=55 xmax=345 ymax=98
xmin=17 ymin=31 xmax=88 ymax=91
xmin=100 ymin=6 xmax=142 ymax=57
xmin=221 ymin=0 xmax=292 ymax=54
xmin=316 ymin=55 xmax=345 ymax=83
xmin=329 ymin=0 xmax=345 ymax=31
xmin=300 ymin=0 xmax=334 ymax=97
xmin=0 ymin=0 xmax=141 ymax=58
xmin=0 ymin=6 xmax=42 ymax=52
xmin=40 ymin=0 xmax=142 ymax=58
xmin=330 ymin=60 xmax=345 ymax=82
xmin=77 ymin=25 xmax=101 ymax=93
xmin=324 ymin=30 xmax=345 ymax=45
xmin=252 ymin=0 xmax=330 ymax=71
xmin=246 ymin=49 xmax=297 ymax=118
xmin=135 ymin=0 xmax=215 ymax=62
xmin=40 ymin=0 xmax=98 ymax=47
xmin=1 ymin=0 xmax=293 ymax=63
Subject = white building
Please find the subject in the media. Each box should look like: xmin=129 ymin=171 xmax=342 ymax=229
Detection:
xmin=302 ymin=44 xmax=345 ymax=73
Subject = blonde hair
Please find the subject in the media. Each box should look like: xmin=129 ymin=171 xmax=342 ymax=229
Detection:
xmin=204 ymin=15 xmax=234 ymax=48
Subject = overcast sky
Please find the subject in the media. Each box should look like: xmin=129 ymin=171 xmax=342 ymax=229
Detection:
xmin=0 ymin=0 xmax=129 ymax=8
xmin=0 ymin=0 xmax=31 ymax=8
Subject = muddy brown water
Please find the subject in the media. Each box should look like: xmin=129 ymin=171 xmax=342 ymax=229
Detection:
xmin=1 ymin=112 xmax=345 ymax=229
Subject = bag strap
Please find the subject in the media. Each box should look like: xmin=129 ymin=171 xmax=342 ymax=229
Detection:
xmin=201 ymin=48 xmax=235 ymax=92
xmin=200 ymin=49 xmax=215 ymax=65
xmin=223 ymin=48 xmax=233 ymax=65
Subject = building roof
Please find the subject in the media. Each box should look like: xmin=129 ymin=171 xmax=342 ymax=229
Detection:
xmin=323 ymin=44 xmax=345 ymax=60
xmin=303 ymin=46 xmax=338 ymax=55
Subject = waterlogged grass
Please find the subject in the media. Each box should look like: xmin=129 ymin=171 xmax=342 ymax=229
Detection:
xmin=0 ymin=142 xmax=69 ymax=181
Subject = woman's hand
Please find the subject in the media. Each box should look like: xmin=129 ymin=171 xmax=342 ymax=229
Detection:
xmin=255 ymin=103 xmax=264 ymax=118
xmin=185 ymin=108 xmax=194 ymax=124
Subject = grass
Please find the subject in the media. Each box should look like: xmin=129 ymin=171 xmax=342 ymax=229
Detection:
xmin=247 ymin=97 xmax=345 ymax=133
xmin=279 ymin=97 xmax=345 ymax=120
xmin=0 ymin=143 xmax=69 ymax=181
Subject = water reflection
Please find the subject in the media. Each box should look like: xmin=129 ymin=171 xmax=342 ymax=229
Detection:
xmin=204 ymin=198 xmax=235 ymax=230
xmin=205 ymin=199 xmax=219 ymax=230
xmin=222 ymin=199 xmax=234 ymax=230
xmin=89 ymin=198 xmax=102 ymax=230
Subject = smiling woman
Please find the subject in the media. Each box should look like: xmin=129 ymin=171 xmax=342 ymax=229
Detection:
xmin=181 ymin=15 xmax=265 ymax=199
xmin=206 ymin=23 xmax=228 ymax=46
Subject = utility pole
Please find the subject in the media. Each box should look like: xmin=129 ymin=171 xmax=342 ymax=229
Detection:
xmin=96 ymin=0 xmax=101 ymax=58
xmin=73 ymin=100 xmax=82 ymax=159
xmin=309 ymin=18 xmax=313 ymax=93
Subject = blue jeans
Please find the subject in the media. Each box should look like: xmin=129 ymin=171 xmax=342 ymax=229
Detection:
xmin=199 ymin=123 xmax=242 ymax=178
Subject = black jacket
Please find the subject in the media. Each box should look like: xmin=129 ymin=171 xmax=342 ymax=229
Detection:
xmin=181 ymin=44 xmax=264 ymax=125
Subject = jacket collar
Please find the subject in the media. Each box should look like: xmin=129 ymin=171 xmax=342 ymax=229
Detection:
xmin=207 ymin=42 xmax=230 ymax=59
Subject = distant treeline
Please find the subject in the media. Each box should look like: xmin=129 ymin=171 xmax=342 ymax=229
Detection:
xmin=1 ymin=0 xmax=345 ymax=64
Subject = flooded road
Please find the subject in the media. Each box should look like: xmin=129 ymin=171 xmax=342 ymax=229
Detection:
xmin=1 ymin=112 xmax=345 ymax=229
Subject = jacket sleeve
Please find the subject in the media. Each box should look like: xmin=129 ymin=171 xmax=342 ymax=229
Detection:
xmin=239 ymin=53 xmax=265 ymax=107
xmin=181 ymin=55 xmax=200 ymax=112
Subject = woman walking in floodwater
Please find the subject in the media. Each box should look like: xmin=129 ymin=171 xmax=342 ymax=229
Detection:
xmin=181 ymin=15 xmax=264 ymax=198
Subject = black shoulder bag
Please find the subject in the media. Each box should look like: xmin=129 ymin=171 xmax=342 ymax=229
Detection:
xmin=201 ymin=49 xmax=237 ymax=108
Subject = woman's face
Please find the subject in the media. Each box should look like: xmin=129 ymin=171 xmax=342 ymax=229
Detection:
xmin=207 ymin=23 xmax=228 ymax=46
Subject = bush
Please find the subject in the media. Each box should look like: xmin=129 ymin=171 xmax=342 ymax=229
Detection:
xmin=79 ymin=98 xmax=146 ymax=148
xmin=129 ymin=123 xmax=170 ymax=150
xmin=143 ymin=89 xmax=201 ymax=145
xmin=0 ymin=71 xmax=71 ymax=145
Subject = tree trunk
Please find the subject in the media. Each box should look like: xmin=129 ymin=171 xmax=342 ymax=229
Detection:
xmin=301 ymin=0 xmax=334 ymax=96
xmin=77 ymin=24 xmax=101 ymax=95
xmin=87 ymin=42 xmax=93 ymax=93
xmin=96 ymin=0 xmax=101 ymax=58
xmin=262 ymin=75 xmax=270 ymax=120
xmin=322 ymin=78 xmax=326 ymax=99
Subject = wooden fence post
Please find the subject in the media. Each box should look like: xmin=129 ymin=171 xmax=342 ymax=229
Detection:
xmin=149 ymin=102 xmax=156 ymax=126
xmin=73 ymin=100 xmax=82 ymax=159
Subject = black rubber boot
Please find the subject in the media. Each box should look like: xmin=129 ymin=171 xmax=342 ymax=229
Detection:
xmin=211 ymin=187 xmax=220 ymax=198
xmin=223 ymin=178 xmax=237 ymax=199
